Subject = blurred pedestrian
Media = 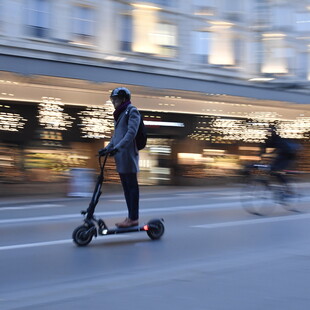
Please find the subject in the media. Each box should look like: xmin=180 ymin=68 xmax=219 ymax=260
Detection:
xmin=99 ymin=87 xmax=141 ymax=228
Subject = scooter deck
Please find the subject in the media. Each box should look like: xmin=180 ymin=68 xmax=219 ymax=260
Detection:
xmin=100 ymin=224 xmax=148 ymax=236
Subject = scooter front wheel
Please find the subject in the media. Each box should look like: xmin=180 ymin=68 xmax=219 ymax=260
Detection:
xmin=146 ymin=219 xmax=165 ymax=240
xmin=72 ymin=225 xmax=94 ymax=246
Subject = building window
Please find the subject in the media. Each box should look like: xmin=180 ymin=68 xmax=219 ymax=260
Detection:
xmin=252 ymin=41 xmax=264 ymax=74
xmin=222 ymin=0 xmax=244 ymax=22
xmin=71 ymin=5 xmax=95 ymax=45
xmin=233 ymin=37 xmax=244 ymax=67
xmin=261 ymin=35 xmax=289 ymax=74
xmin=26 ymin=0 xmax=50 ymax=38
xmin=191 ymin=31 xmax=211 ymax=64
xmin=152 ymin=23 xmax=177 ymax=57
xmin=297 ymin=53 xmax=308 ymax=80
xmin=127 ymin=5 xmax=178 ymax=58
xmin=120 ymin=14 xmax=133 ymax=52
xmin=209 ymin=26 xmax=235 ymax=66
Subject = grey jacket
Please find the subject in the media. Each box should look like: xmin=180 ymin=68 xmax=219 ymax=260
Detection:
xmin=106 ymin=104 xmax=140 ymax=173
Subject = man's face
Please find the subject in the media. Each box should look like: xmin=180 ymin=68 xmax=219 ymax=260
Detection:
xmin=110 ymin=96 xmax=123 ymax=109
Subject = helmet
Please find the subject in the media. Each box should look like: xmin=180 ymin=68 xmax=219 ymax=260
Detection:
xmin=110 ymin=87 xmax=131 ymax=100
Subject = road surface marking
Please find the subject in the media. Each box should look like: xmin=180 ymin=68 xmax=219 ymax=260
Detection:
xmin=111 ymin=194 xmax=242 ymax=202
xmin=0 ymin=235 xmax=131 ymax=251
xmin=0 ymin=239 xmax=72 ymax=250
xmin=192 ymin=212 xmax=310 ymax=229
xmin=112 ymin=196 xmax=179 ymax=202
xmin=0 ymin=204 xmax=65 ymax=211
xmin=1 ymin=197 xmax=309 ymax=225
xmin=0 ymin=213 xmax=84 ymax=224
xmin=0 ymin=202 xmax=242 ymax=224
xmin=2 ymin=213 xmax=310 ymax=251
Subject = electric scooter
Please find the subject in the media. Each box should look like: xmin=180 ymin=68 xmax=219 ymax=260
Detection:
xmin=72 ymin=153 xmax=165 ymax=246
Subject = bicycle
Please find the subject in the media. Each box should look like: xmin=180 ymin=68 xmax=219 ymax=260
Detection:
xmin=240 ymin=163 xmax=305 ymax=216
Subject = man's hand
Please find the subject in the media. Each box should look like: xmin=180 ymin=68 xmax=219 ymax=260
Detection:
xmin=109 ymin=148 xmax=118 ymax=156
xmin=98 ymin=148 xmax=108 ymax=157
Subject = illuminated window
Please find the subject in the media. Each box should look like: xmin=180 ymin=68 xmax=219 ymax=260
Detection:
xmin=152 ymin=23 xmax=177 ymax=57
xmin=26 ymin=0 xmax=50 ymax=38
xmin=132 ymin=6 xmax=158 ymax=54
xmin=124 ymin=6 xmax=178 ymax=58
xmin=261 ymin=35 xmax=289 ymax=74
xmin=209 ymin=26 xmax=235 ymax=66
xmin=71 ymin=5 xmax=95 ymax=44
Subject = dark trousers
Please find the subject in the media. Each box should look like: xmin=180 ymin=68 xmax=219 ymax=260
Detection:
xmin=119 ymin=173 xmax=139 ymax=221
xmin=271 ymin=153 xmax=296 ymax=186
xmin=271 ymin=153 xmax=296 ymax=172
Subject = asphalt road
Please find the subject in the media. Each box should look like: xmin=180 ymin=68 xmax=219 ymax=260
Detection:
xmin=1 ymin=186 xmax=310 ymax=310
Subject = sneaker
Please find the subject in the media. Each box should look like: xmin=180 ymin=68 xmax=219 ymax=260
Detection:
xmin=115 ymin=218 xmax=139 ymax=228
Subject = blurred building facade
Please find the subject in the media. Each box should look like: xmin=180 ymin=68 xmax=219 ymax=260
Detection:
xmin=2 ymin=0 xmax=310 ymax=85
xmin=0 ymin=0 xmax=310 ymax=194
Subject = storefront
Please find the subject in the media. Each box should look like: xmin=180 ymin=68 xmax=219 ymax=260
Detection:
xmin=1 ymin=96 xmax=309 ymax=196
xmin=0 ymin=101 xmax=190 ymax=187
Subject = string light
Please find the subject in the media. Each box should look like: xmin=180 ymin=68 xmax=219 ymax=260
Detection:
xmin=78 ymin=103 xmax=114 ymax=139
xmin=277 ymin=117 xmax=310 ymax=139
xmin=38 ymin=97 xmax=74 ymax=130
xmin=189 ymin=114 xmax=310 ymax=143
xmin=0 ymin=105 xmax=27 ymax=132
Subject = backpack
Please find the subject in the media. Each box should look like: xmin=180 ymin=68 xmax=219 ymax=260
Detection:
xmin=127 ymin=106 xmax=147 ymax=150
xmin=283 ymin=140 xmax=301 ymax=154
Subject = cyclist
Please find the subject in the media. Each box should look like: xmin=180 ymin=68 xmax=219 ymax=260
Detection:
xmin=260 ymin=125 xmax=300 ymax=192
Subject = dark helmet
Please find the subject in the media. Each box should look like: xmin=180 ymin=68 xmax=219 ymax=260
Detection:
xmin=110 ymin=87 xmax=131 ymax=100
xmin=268 ymin=123 xmax=278 ymax=132
xmin=267 ymin=124 xmax=278 ymax=137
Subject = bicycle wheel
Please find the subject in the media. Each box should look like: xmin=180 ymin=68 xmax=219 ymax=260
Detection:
xmin=241 ymin=178 xmax=276 ymax=216
xmin=280 ymin=182 xmax=305 ymax=213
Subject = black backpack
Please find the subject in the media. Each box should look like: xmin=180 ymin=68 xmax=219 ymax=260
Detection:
xmin=127 ymin=106 xmax=147 ymax=150
xmin=282 ymin=139 xmax=302 ymax=155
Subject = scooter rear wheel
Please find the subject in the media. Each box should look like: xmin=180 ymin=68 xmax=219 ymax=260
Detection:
xmin=146 ymin=219 xmax=165 ymax=240
xmin=72 ymin=225 xmax=93 ymax=246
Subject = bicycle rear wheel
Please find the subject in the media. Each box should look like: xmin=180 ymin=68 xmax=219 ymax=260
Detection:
xmin=280 ymin=182 xmax=306 ymax=212
xmin=241 ymin=178 xmax=276 ymax=216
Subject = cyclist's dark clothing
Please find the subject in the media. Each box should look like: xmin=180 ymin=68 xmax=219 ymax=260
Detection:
xmin=271 ymin=153 xmax=295 ymax=171
xmin=264 ymin=132 xmax=299 ymax=185
xmin=265 ymin=133 xmax=298 ymax=170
